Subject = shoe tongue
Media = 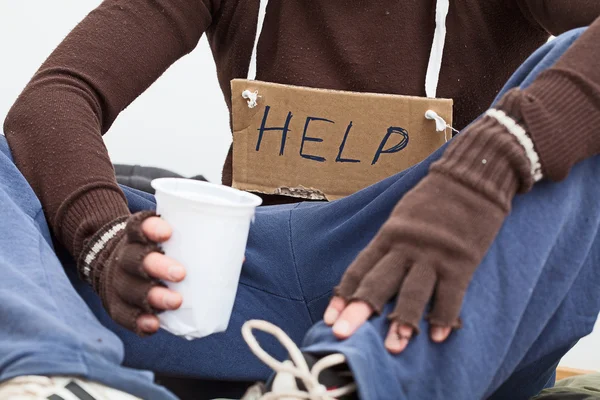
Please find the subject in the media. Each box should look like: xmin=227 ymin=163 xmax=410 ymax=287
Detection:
xmin=266 ymin=353 xmax=353 ymax=394
xmin=271 ymin=360 xmax=300 ymax=392
xmin=239 ymin=382 xmax=267 ymax=400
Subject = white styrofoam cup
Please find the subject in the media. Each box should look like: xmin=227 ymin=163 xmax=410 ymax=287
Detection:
xmin=151 ymin=178 xmax=262 ymax=339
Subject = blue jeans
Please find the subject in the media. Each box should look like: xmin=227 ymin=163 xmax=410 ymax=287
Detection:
xmin=1 ymin=28 xmax=598 ymax=400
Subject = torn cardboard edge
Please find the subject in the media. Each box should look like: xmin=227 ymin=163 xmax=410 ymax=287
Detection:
xmin=273 ymin=185 xmax=328 ymax=201
xmin=230 ymin=79 xmax=453 ymax=202
xmin=234 ymin=182 xmax=330 ymax=201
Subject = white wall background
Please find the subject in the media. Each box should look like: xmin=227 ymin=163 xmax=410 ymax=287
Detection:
xmin=0 ymin=0 xmax=230 ymax=183
xmin=1 ymin=0 xmax=598 ymax=371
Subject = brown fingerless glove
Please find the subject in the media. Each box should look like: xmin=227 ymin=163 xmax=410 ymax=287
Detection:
xmin=335 ymin=109 xmax=533 ymax=333
xmin=78 ymin=210 xmax=163 ymax=335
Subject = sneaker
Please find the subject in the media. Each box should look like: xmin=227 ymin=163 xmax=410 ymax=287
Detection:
xmin=237 ymin=320 xmax=357 ymax=400
xmin=0 ymin=376 xmax=141 ymax=400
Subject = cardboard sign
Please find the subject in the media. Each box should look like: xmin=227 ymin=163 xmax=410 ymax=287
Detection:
xmin=231 ymin=79 xmax=453 ymax=201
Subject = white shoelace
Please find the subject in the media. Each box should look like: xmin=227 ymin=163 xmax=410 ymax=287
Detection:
xmin=242 ymin=320 xmax=357 ymax=400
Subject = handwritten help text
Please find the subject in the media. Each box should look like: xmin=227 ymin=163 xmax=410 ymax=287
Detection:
xmin=255 ymin=105 xmax=409 ymax=165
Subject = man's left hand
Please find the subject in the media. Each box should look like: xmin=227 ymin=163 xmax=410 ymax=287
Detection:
xmin=323 ymin=170 xmax=509 ymax=353
xmin=322 ymin=114 xmax=534 ymax=353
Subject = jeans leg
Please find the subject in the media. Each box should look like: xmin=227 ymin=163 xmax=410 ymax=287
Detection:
xmin=295 ymin=28 xmax=596 ymax=400
xmin=0 ymin=135 xmax=176 ymax=400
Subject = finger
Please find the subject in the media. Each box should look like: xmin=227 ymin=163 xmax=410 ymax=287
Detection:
xmin=141 ymin=216 xmax=172 ymax=243
xmin=351 ymin=252 xmax=409 ymax=314
xmin=388 ymin=265 xmax=436 ymax=333
xmin=147 ymin=286 xmax=183 ymax=311
xmin=126 ymin=211 xmax=160 ymax=244
xmin=426 ymin=279 xmax=465 ymax=330
xmin=332 ymin=301 xmax=374 ymax=339
xmin=112 ymin=272 xmax=156 ymax=314
xmin=136 ymin=314 xmax=160 ymax=334
xmin=116 ymin=242 xmax=159 ymax=278
xmin=143 ymin=252 xmax=186 ymax=282
xmin=324 ymin=296 xmax=347 ymax=325
xmin=334 ymin=242 xmax=388 ymax=299
xmin=110 ymin=298 xmax=152 ymax=335
xmin=430 ymin=325 xmax=453 ymax=343
xmin=385 ymin=322 xmax=413 ymax=354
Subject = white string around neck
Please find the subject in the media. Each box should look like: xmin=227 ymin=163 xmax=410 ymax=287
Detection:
xmin=247 ymin=0 xmax=269 ymax=81
xmin=247 ymin=0 xmax=449 ymax=97
xmin=244 ymin=0 xmax=454 ymax=138
xmin=425 ymin=0 xmax=449 ymax=99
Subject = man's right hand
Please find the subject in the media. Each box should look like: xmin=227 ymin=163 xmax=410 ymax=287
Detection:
xmin=136 ymin=216 xmax=186 ymax=334
xmin=78 ymin=211 xmax=186 ymax=336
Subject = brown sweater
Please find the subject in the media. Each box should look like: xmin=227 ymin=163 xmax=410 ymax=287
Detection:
xmin=3 ymin=0 xmax=600 ymax=259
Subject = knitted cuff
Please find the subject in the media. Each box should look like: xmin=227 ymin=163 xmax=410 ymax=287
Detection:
xmin=55 ymin=184 xmax=131 ymax=259
xmin=516 ymin=70 xmax=600 ymax=182
xmin=431 ymin=109 xmax=533 ymax=212
xmin=77 ymin=216 xmax=128 ymax=286
xmin=488 ymin=89 xmax=544 ymax=182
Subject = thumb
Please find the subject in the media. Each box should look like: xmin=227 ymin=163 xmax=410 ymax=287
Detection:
xmin=141 ymin=216 xmax=172 ymax=243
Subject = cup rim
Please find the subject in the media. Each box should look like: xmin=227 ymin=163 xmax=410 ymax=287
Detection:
xmin=151 ymin=178 xmax=263 ymax=209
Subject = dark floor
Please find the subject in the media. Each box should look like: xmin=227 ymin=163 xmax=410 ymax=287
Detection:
xmin=155 ymin=374 xmax=254 ymax=400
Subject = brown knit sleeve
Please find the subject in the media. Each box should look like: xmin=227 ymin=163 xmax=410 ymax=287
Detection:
xmin=3 ymin=0 xmax=218 ymax=258
xmin=494 ymin=16 xmax=600 ymax=183
xmin=516 ymin=0 xmax=600 ymax=35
